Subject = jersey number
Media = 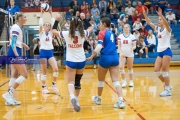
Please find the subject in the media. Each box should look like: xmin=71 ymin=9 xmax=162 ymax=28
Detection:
xmin=110 ymin=34 xmax=114 ymax=43
xmin=123 ymin=40 xmax=128 ymax=44
xmin=73 ymin=36 xmax=78 ymax=44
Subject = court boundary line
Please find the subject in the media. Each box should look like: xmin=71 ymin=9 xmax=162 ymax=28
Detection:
xmin=104 ymin=81 xmax=146 ymax=120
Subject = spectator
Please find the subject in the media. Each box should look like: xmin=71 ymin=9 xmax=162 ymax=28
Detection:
xmin=124 ymin=0 xmax=131 ymax=7
xmin=64 ymin=18 xmax=70 ymax=30
xmin=93 ymin=12 xmax=101 ymax=25
xmin=110 ymin=4 xmax=119 ymax=20
xmin=138 ymin=36 xmax=149 ymax=58
xmin=166 ymin=11 xmax=177 ymax=27
xmin=140 ymin=25 xmax=148 ymax=37
xmin=84 ymin=3 xmax=91 ymax=15
xmin=73 ymin=1 xmax=79 ymax=16
xmin=29 ymin=0 xmax=34 ymax=8
xmin=6 ymin=0 xmax=20 ymax=24
xmin=133 ymin=18 xmax=143 ymax=31
xmin=119 ymin=7 xmax=126 ymax=18
xmin=117 ymin=20 xmax=124 ymax=35
xmin=132 ymin=0 xmax=138 ymax=7
xmin=146 ymin=30 xmax=156 ymax=52
xmin=164 ymin=4 xmax=173 ymax=15
xmin=136 ymin=1 xmax=148 ymax=15
xmin=75 ymin=11 xmax=80 ymax=18
xmin=144 ymin=0 xmax=153 ymax=15
xmin=110 ymin=23 xmax=118 ymax=35
xmin=69 ymin=0 xmax=78 ymax=15
xmin=86 ymin=12 xmax=91 ymax=21
xmin=176 ymin=6 xmax=180 ymax=22
xmin=93 ymin=36 xmax=100 ymax=69
xmin=157 ymin=0 xmax=166 ymax=12
xmin=133 ymin=29 xmax=140 ymax=39
xmin=125 ymin=3 xmax=135 ymax=19
xmin=89 ymin=18 xmax=98 ymax=37
xmin=32 ymin=38 xmax=40 ymax=71
xmin=84 ymin=38 xmax=91 ymax=53
xmin=91 ymin=3 xmax=100 ymax=16
xmin=107 ymin=0 xmax=115 ymax=13
xmin=117 ymin=0 xmax=123 ymax=11
xmin=132 ymin=11 xmax=141 ymax=23
xmin=34 ymin=0 xmax=40 ymax=8
xmin=88 ymin=36 xmax=94 ymax=53
xmin=80 ymin=1 xmax=86 ymax=14
xmin=80 ymin=13 xmax=92 ymax=30
xmin=0 ymin=45 xmax=5 ymax=69
xmin=101 ymin=11 xmax=108 ymax=19
xmin=24 ymin=0 xmax=29 ymax=8
xmin=99 ymin=0 xmax=107 ymax=13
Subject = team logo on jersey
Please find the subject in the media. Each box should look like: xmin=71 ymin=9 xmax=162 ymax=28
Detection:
xmin=123 ymin=40 xmax=128 ymax=44
xmin=46 ymin=37 xmax=49 ymax=41
xmin=68 ymin=36 xmax=82 ymax=48
xmin=158 ymin=35 xmax=162 ymax=38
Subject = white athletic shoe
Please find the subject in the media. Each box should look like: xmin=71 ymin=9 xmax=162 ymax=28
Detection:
xmin=52 ymin=85 xmax=59 ymax=93
xmin=42 ymin=87 xmax=50 ymax=94
xmin=114 ymin=99 xmax=125 ymax=109
xmin=169 ymin=86 xmax=173 ymax=90
xmin=92 ymin=96 xmax=101 ymax=105
xmin=2 ymin=92 xmax=15 ymax=105
xmin=122 ymin=80 xmax=127 ymax=88
xmin=160 ymin=89 xmax=171 ymax=97
xmin=71 ymin=98 xmax=80 ymax=112
xmin=129 ymin=81 xmax=134 ymax=87
xmin=5 ymin=98 xmax=21 ymax=106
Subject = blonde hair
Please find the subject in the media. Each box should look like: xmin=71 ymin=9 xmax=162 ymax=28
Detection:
xmin=124 ymin=24 xmax=131 ymax=31
xmin=15 ymin=12 xmax=23 ymax=23
xmin=147 ymin=30 xmax=153 ymax=39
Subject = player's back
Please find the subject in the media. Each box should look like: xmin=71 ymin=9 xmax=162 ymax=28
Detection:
xmin=99 ymin=29 xmax=117 ymax=55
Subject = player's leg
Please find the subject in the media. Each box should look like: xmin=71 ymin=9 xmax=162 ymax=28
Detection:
xmin=40 ymin=58 xmax=48 ymax=93
xmin=109 ymin=65 xmax=125 ymax=109
xmin=154 ymin=56 xmax=164 ymax=83
xmin=66 ymin=64 xmax=80 ymax=112
xmin=119 ymin=56 xmax=126 ymax=87
xmin=2 ymin=64 xmax=28 ymax=105
xmin=127 ymin=57 xmax=134 ymax=87
xmin=159 ymin=55 xmax=172 ymax=97
xmin=48 ymin=57 xmax=59 ymax=93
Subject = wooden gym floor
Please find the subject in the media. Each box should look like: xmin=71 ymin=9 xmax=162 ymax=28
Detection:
xmin=0 ymin=66 xmax=180 ymax=120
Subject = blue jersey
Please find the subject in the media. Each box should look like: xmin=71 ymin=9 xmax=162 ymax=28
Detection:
xmin=98 ymin=29 xmax=117 ymax=55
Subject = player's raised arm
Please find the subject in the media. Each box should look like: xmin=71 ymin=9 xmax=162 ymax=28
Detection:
xmin=157 ymin=7 xmax=171 ymax=33
xmin=39 ymin=7 xmax=44 ymax=33
xmin=142 ymin=6 xmax=156 ymax=30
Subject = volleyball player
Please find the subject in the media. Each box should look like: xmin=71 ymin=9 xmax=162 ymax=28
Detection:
xmin=39 ymin=7 xmax=59 ymax=94
xmin=87 ymin=17 xmax=125 ymax=108
xmin=2 ymin=12 xmax=29 ymax=105
xmin=118 ymin=24 xmax=136 ymax=88
xmin=143 ymin=7 xmax=173 ymax=97
xmin=52 ymin=14 xmax=92 ymax=112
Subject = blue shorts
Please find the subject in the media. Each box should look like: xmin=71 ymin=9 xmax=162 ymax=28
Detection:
xmin=99 ymin=54 xmax=119 ymax=68
xmin=8 ymin=46 xmax=21 ymax=56
xmin=40 ymin=49 xmax=54 ymax=59
xmin=66 ymin=61 xmax=86 ymax=69
xmin=158 ymin=48 xmax=172 ymax=58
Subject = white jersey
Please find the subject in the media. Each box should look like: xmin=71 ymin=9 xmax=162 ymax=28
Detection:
xmin=40 ymin=31 xmax=54 ymax=50
xmin=10 ymin=24 xmax=23 ymax=48
xmin=118 ymin=34 xmax=136 ymax=57
xmin=155 ymin=26 xmax=171 ymax=52
xmin=60 ymin=30 xmax=89 ymax=62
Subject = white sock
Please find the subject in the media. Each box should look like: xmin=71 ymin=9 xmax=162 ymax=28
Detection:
xmin=9 ymin=78 xmax=16 ymax=87
xmin=70 ymin=94 xmax=75 ymax=100
xmin=8 ymin=87 xmax=15 ymax=95
xmin=122 ymin=79 xmax=126 ymax=81
xmin=165 ymin=86 xmax=170 ymax=90
xmin=98 ymin=96 xmax=101 ymax=98
xmin=119 ymin=97 xmax=123 ymax=101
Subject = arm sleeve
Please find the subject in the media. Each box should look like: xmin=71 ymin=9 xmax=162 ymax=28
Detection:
xmin=97 ymin=31 xmax=105 ymax=45
xmin=84 ymin=30 xmax=89 ymax=37
xmin=59 ymin=31 xmax=64 ymax=38
xmin=131 ymin=35 xmax=137 ymax=42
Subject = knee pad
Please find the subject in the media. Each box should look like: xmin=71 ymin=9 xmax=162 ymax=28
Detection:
xmin=9 ymin=78 xmax=16 ymax=87
xmin=113 ymin=81 xmax=120 ymax=88
xmin=120 ymin=69 xmax=125 ymax=74
xmin=162 ymin=72 xmax=169 ymax=77
xmin=154 ymin=71 xmax=162 ymax=77
xmin=75 ymin=74 xmax=83 ymax=89
xmin=53 ymin=72 xmax=58 ymax=77
xmin=41 ymin=74 xmax=46 ymax=81
xmin=128 ymin=69 xmax=133 ymax=74
xmin=15 ymin=76 xmax=25 ymax=84
xmin=98 ymin=81 xmax=104 ymax=87
xmin=68 ymin=83 xmax=74 ymax=87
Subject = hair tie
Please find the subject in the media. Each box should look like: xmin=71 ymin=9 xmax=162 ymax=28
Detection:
xmin=78 ymin=19 xmax=81 ymax=22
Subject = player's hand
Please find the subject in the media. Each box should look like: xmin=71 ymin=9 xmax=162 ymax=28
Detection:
xmin=24 ymin=45 xmax=30 ymax=50
xmin=156 ymin=7 xmax=162 ymax=16
xmin=55 ymin=14 xmax=62 ymax=21
xmin=120 ymin=53 xmax=125 ymax=58
xmin=86 ymin=56 xmax=93 ymax=61
xmin=40 ymin=7 xmax=44 ymax=14
xmin=49 ymin=7 xmax=52 ymax=15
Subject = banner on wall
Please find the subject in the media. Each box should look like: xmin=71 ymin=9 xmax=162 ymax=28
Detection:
xmin=21 ymin=0 xmax=52 ymax=9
